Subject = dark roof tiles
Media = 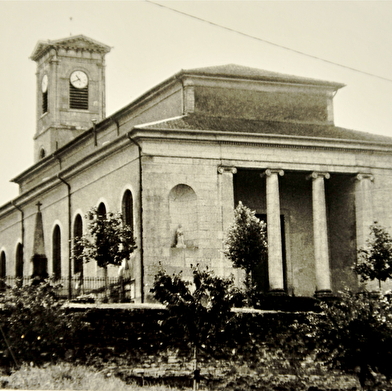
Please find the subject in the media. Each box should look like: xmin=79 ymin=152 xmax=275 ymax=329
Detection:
xmin=181 ymin=64 xmax=345 ymax=89
xmin=137 ymin=114 xmax=392 ymax=144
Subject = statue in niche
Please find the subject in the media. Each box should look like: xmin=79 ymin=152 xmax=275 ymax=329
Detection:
xmin=175 ymin=224 xmax=186 ymax=248
xmin=118 ymin=248 xmax=135 ymax=302
xmin=118 ymin=244 xmax=133 ymax=281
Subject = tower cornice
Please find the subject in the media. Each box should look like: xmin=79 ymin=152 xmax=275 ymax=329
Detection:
xmin=30 ymin=34 xmax=111 ymax=62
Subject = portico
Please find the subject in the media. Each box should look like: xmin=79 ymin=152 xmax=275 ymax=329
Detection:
xmin=225 ymin=167 xmax=360 ymax=296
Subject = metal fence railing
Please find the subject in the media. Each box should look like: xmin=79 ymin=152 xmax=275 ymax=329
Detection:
xmin=0 ymin=276 xmax=135 ymax=301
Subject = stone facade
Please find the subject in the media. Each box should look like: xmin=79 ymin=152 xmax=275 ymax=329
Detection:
xmin=1 ymin=35 xmax=392 ymax=302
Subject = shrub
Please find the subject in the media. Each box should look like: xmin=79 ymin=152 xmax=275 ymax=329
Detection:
xmin=291 ymin=290 xmax=392 ymax=388
xmin=151 ymin=265 xmax=243 ymax=358
xmin=0 ymin=281 xmax=84 ymax=366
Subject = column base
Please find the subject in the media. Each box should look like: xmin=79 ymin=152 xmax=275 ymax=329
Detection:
xmin=314 ymin=289 xmax=333 ymax=298
xmin=268 ymin=288 xmax=287 ymax=296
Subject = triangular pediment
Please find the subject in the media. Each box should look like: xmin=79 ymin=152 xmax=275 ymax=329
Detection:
xmin=30 ymin=34 xmax=111 ymax=61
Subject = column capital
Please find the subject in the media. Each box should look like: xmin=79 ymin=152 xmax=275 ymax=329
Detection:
xmin=217 ymin=166 xmax=237 ymax=175
xmin=356 ymin=173 xmax=374 ymax=182
xmin=261 ymin=169 xmax=284 ymax=178
xmin=307 ymin=171 xmax=330 ymax=180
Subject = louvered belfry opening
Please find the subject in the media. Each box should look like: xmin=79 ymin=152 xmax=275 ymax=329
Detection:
xmin=69 ymin=82 xmax=88 ymax=110
xmin=42 ymin=91 xmax=48 ymax=114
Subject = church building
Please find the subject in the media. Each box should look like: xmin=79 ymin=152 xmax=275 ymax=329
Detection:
xmin=0 ymin=35 xmax=391 ymax=302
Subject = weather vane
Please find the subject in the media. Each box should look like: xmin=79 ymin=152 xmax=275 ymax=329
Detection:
xmin=69 ymin=16 xmax=73 ymax=36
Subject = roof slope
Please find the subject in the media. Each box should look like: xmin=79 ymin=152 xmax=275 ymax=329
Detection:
xmin=136 ymin=114 xmax=392 ymax=144
xmin=180 ymin=64 xmax=345 ymax=90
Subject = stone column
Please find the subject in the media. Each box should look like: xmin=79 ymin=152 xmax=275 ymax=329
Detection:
xmin=355 ymin=173 xmax=376 ymax=290
xmin=218 ymin=166 xmax=237 ymax=232
xmin=218 ymin=166 xmax=237 ymax=277
xmin=355 ymin=173 xmax=374 ymax=248
xmin=263 ymin=169 xmax=285 ymax=293
xmin=309 ymin=172 xmax=331 ymax=295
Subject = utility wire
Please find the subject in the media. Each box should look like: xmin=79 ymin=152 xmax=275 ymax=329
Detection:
xmin=146 ymin=0 xmax=392 ymax=84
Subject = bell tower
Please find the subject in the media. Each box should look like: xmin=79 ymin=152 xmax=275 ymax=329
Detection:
xmin=30 ymin=35 xmax=111 ymax=162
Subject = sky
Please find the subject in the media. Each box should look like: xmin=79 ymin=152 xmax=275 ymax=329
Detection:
xmin=0 ymin=0 xmax=392 ymax=206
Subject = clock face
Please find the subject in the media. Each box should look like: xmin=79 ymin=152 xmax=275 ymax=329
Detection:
xmin=70 ymin=70 xmax=88 ymax=89
xmin=41 ymin=74 xmax=48 ymax=93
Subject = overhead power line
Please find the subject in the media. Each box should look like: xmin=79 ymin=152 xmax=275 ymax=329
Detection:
xmin=146 ymin=0 xmax=392 ymax=84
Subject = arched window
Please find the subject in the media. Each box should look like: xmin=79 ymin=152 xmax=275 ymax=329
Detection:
xmin=42 ymin=73 xmax=48 ymax=114
xmin=97 ymin=202 xmax=106 ymax=219
xmin=73 ymin=214 xmax=83 ymax=275
xmin=39 ymin=148 xmax=46 ymax=160
xmin=0 ymin=251 xmax=6 ymax=279
xmin=0 ymin=251 xmax=5 ymax=290
xmin=42 ymin=90 xmax=48 ymax=114
xmin=52 ymin=225 xmax=61 ymax=280
xmin=15 ymin=243 xmax=23 ymax=279
xmin=122 ymin=190 xmax=134 ymax=231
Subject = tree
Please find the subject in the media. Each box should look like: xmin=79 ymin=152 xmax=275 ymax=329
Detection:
xmin=223 ymin=201 xmax=268 ymax=292
xmin=74 ymin=208 xmax=136 ymax=291
xmin=353 ymin=222 xmax=392 ymax=289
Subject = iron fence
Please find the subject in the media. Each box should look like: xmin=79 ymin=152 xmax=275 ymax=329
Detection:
xmin=0 ymin=276 xmax=135 ymax=301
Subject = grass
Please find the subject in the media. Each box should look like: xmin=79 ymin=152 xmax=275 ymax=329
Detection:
xmin=1 ymin=363 xmax=187 ymax=390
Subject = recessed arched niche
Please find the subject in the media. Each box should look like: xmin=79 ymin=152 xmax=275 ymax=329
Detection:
xmin=168 ymin=184 xmax=198 ymax=249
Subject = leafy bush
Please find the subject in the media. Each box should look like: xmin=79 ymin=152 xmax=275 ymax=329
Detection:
xmin=151 ymin=265 xmax=243 ymax=358
xmin=290 ymin=290 xmax=392 ymax=388
xmin=0 ymin=281 xmax=84 ymax=366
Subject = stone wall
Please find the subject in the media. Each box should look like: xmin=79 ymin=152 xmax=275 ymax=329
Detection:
xmin=68 ymin=305 xmax=359 ymax=390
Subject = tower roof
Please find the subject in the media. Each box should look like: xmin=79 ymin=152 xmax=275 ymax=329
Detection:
xmin=30 ymin=34 xmax=111 ymax=61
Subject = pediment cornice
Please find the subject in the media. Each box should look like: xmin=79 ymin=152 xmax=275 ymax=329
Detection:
xmin=30 ymin=34 xmax=111 ymax=61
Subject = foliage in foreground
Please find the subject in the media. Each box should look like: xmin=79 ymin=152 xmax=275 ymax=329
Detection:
xmin=223 ymin=201 xmax=267 ymax=294
xmin=353 ymin=222 xmax=392 ymax=288
xmin=74 ymin=207 xmax=136 ymax=270
xmin=0 ymin=281 xmax=84 ymax=365
xmin=151 ymin=265 xmax=243 ymax=357
xmin=291 ymin=290 xmax=392 ymax=388
xmin=2 ymin=363 xmax=181 ymax=390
